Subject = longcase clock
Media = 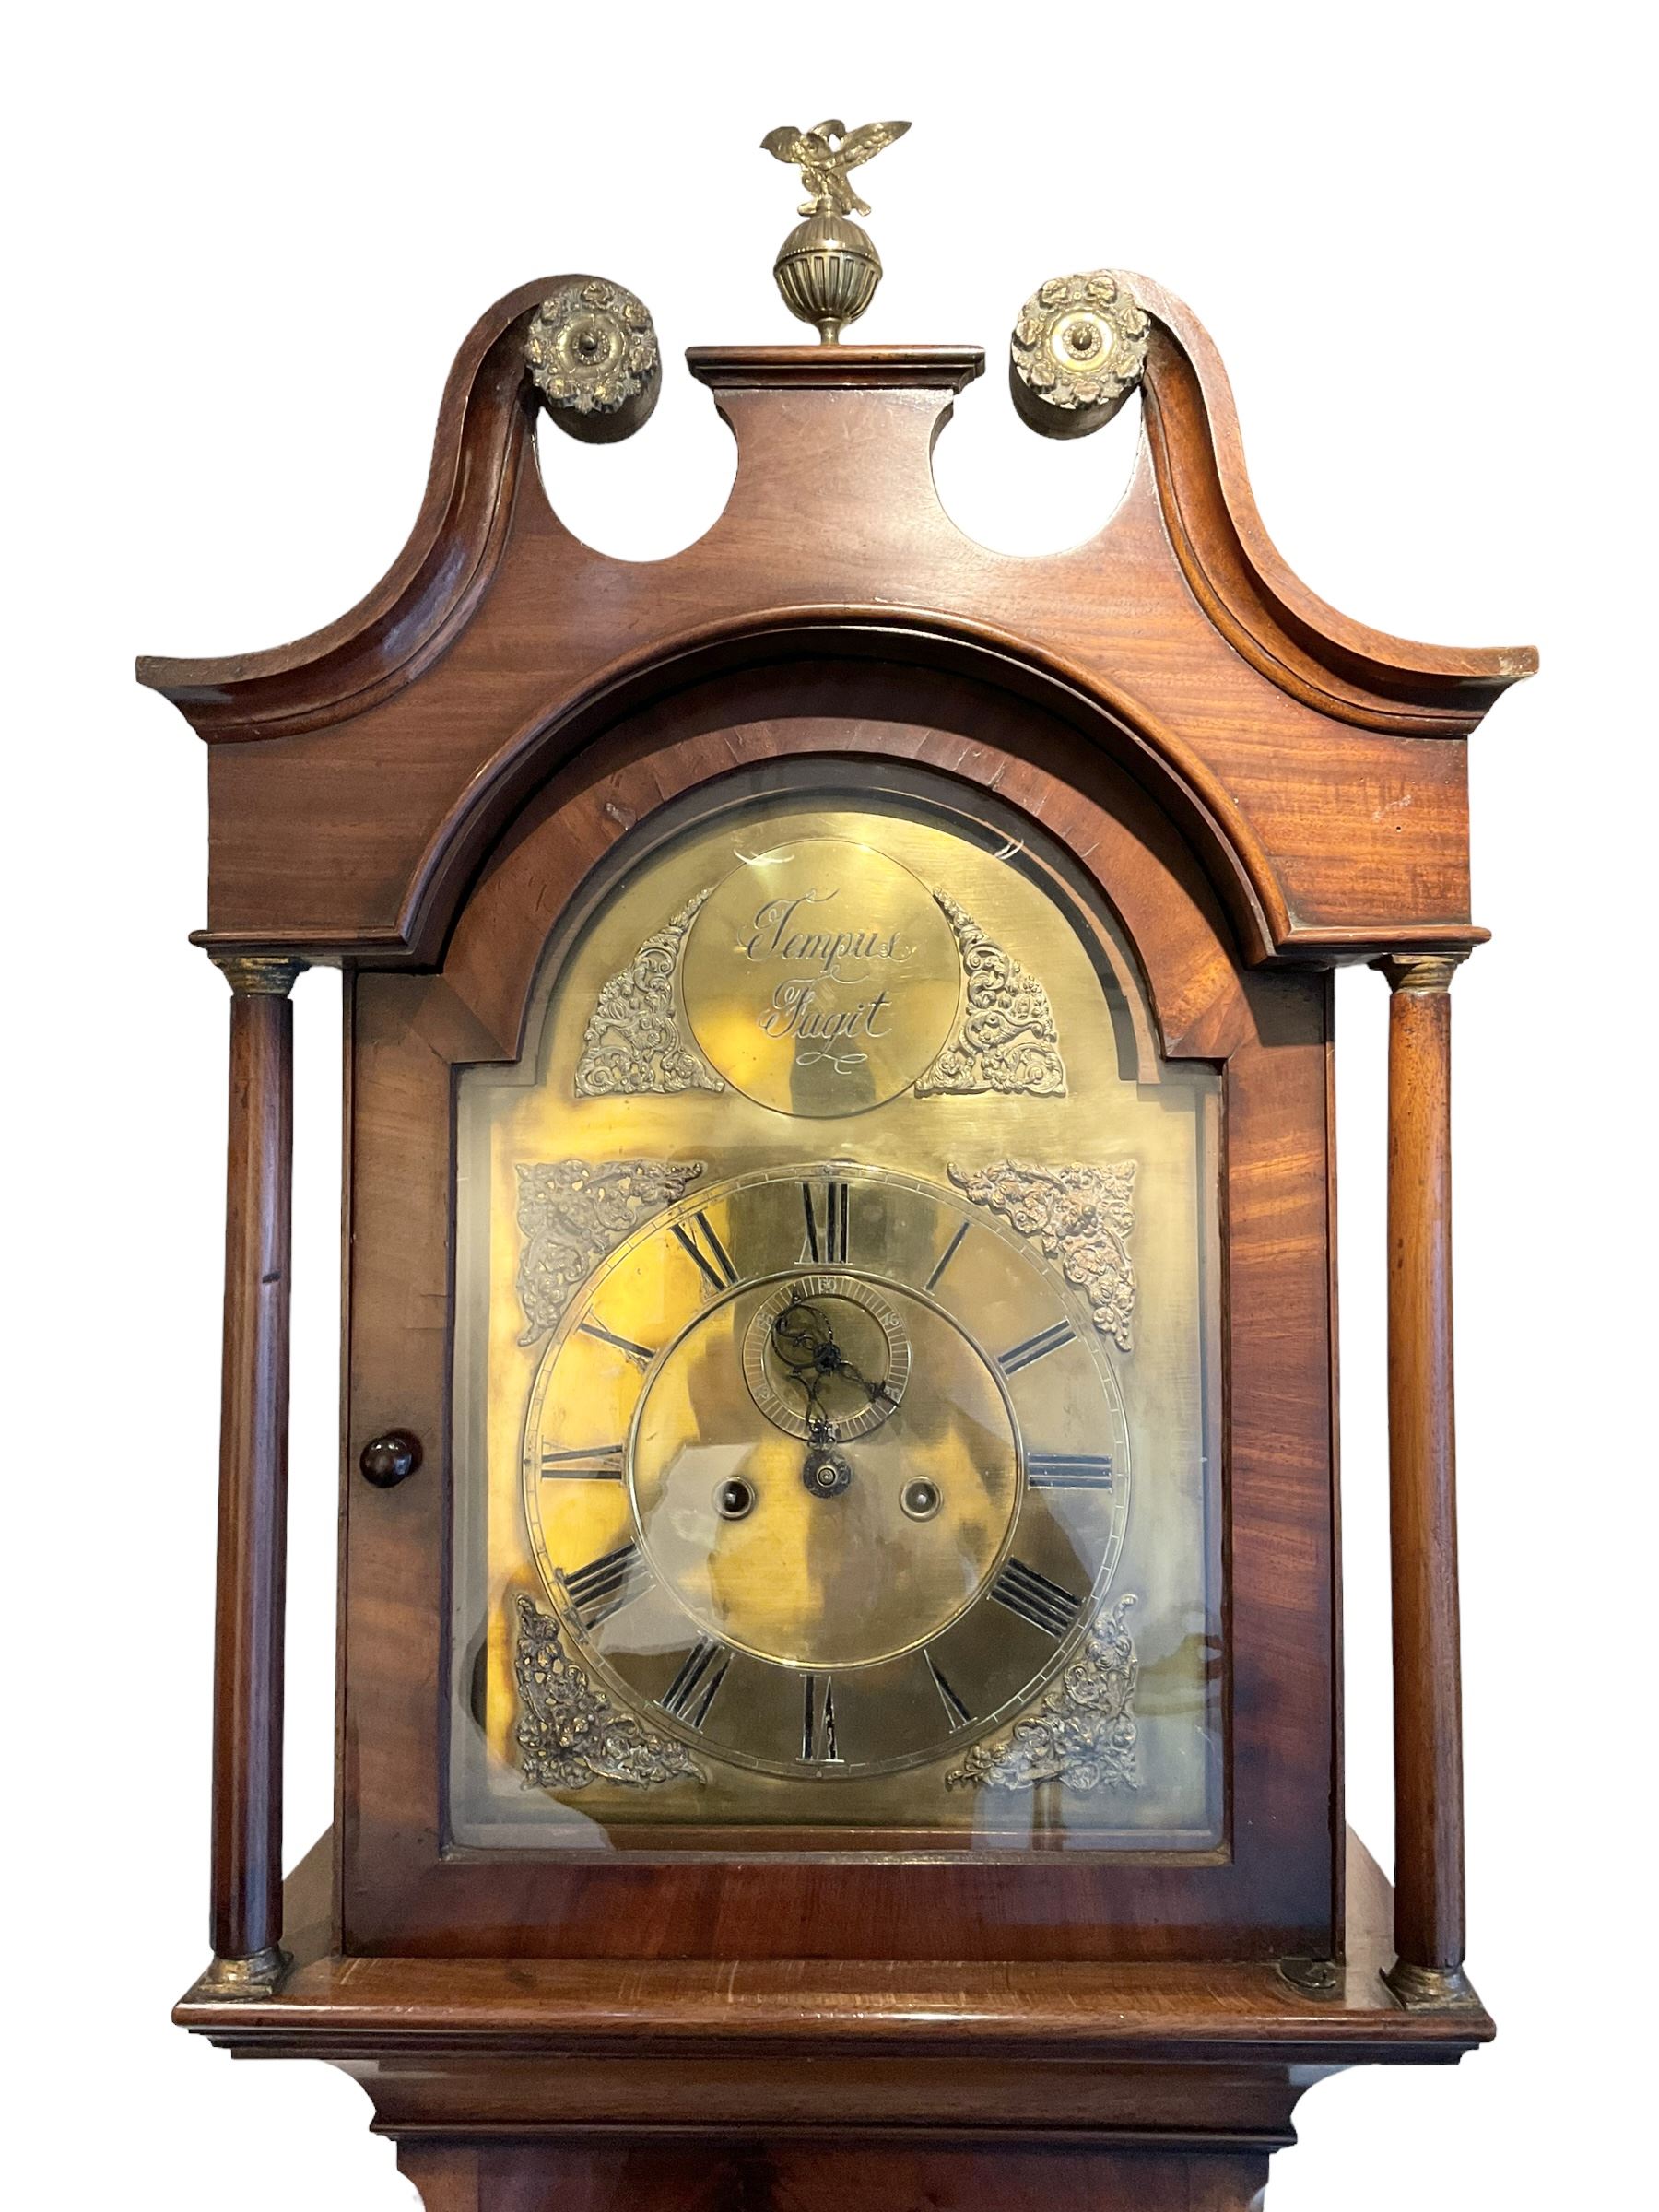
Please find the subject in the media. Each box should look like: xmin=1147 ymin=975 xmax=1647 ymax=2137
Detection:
xmin=140 ymin=128 xmax=1533 ymax=2210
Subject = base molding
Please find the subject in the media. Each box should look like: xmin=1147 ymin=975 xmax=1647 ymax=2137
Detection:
xmin=180 ymin=1830 xmax=1491 ymax=2209
xmin=393 ymin=2137 xmax=1275 ymax=2212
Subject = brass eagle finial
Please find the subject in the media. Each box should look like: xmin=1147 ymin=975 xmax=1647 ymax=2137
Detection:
xmin=759 ymin=118 xmax=912 ymax=218
xmin=759 ymin=119 xmax=912 ymax=344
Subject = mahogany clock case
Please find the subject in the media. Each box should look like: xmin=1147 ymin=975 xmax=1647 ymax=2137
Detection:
xmin=139 ymin=274 xmax=1532 ymax=2206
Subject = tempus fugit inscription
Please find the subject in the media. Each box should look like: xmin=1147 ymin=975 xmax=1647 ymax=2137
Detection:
xmin=679 ymin=840 xmax=963 ymax=1117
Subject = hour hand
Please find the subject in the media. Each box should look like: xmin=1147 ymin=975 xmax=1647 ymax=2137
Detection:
xmin=831 ymin=1350 xmax=894 ymax=1408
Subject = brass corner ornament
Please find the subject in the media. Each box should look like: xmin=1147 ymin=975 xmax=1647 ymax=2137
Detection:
xmin=917 ymin=894 xmax=1067 ymax=1098
xmin=948 ymin=1158 xmax=1137 ymax=1350
xmin=1010 ymin=270 xmax=1150 ymax=439
xmin=574 ymin=890 xmax=724 ymax=1099
xmin=526 ymin=277 xmax=660 ymax=443
xmin=514 ymin=1158 xmax=705 ymax=1345
xmin=515 ymin=1596 xmax=702 ymax=1791
xmin=947 ymin=1594 xmax=1140 ymax=1792
xmin=760 ymin=118 xmax=911 ymax=342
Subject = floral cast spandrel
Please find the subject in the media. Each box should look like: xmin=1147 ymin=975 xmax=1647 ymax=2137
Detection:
xmin=947 ymin=1158 xmax=1136 ymax=1350
xmin=514 ymin=1596 xmax=702 ymax=1792
xmin=514 ymin=1159 xmax=704 ymax=1345
xmin=915 ymin=894 xmax=1067 ymax=1098
xmin=573 ymin=888 xmax=724 ymax=1098
xmin=946 ymin=1594 xmax=1139 ymax=1793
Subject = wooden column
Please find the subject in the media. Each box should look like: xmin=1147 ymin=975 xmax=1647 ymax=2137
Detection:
xmin=197 ymin=953 xmax=303 ymax=1995
xmin=1377 ymin=953 xmax=1473 ymax=2006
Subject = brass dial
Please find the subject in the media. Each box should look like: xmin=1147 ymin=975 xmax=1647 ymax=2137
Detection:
xmin=636 ymin=1267 xmax=1015 ymax=1669
xmin=453 ymin=774 xmax=1221 ymax=1846
xmin=522 ymin=1163 xmax=1130 ymax=1777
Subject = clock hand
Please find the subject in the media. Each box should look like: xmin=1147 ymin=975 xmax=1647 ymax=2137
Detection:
xmin=771 ymin=1296 xmax=833 ymax=1373
xmin=771 ymin=1297 xmax=889 ymax=1406
xmin=826 ymin=1348 xmax=895 ymax=1408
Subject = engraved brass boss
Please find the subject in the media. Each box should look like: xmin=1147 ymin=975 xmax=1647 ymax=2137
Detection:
xmin=679 ymin=840 xmax=961 ymax=1117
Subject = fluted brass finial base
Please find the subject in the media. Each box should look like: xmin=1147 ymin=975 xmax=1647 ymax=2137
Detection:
xmin=772 ymin=210 xmax=883 ymax=345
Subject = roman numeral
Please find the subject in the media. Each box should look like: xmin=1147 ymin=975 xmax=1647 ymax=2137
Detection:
xmin=800 ymin=1673 xmax=842 ymax=1763
xmin=1026 ymin=1453 xmax=1114 ymax=1490
xmin=578 ymin=1318 xmax=657 ymax=1366
xmin=671 ymin=1209 xmax=739 ymax=1293
xmin=989 ymin=1558 xmax=1084 ymax=1640
xmin=801 ymin=1179 xmax=850 ymax=1265
xmin=659 ymin=1640 xmax=730 ymax=1728
xmin=924 ymin=1219 xmax=970 ymax=1294
xmin=538 ymin=1443 xmax=625 ymax=1481
xmin=997 ymin=1320 xmax=1077 ymax=1377
xmin=563 ymin=1541 xmax=652 ymax=1629
xmin=924 ymin=1647 xmax=973 ymax=1730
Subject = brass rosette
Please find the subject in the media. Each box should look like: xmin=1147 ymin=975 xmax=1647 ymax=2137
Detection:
xmin=1009 ymin=270 xmax=1150 ymax=439
xmin=525 ymin=276 xmax=660 ymax=443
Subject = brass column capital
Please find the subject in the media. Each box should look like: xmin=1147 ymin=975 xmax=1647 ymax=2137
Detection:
xmin=210 ymin=953 xmax=306 ymax=997
xmin=1374 ymin=954 xmax=1465 ymax=996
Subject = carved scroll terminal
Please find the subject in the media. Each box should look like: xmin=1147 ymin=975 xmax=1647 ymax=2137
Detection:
xmin=916 ymin=893 xmax=1067 ymax=1098
xmin=948 ymin=1157 xmax=1136 ymax=1350
xmin=573 ymin=889 xmax=724 ymax=1099
xmin=946 ymin=1594 xmax=1139 ymax=1792
xmin=515 ymin=1596 xmax=701 ymax=1792
xmin=515 ymin=1158 xmax=704 ymax=1345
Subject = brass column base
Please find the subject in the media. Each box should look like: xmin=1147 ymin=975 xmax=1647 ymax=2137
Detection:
xmin=1382 ymin=1959 xmax=1478 ymax=2011
xmin=185 ymin=1945 xmax=292 ymax=2002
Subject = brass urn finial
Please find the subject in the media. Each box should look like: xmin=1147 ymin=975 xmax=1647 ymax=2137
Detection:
xmin=759 ymin=118 xmax=911 ymax=343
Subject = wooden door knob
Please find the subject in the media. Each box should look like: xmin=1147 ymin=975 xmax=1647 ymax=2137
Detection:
xmin=359 ymin=1430 xmax=422 ymax=1488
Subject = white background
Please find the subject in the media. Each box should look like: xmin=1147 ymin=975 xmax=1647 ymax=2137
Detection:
xmin=7 ymin=5 xmax=1652 ymax=2206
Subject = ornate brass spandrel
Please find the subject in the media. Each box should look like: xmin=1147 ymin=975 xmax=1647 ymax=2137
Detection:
xmin=514 ymin=1158 xmax=705 ymax=1345
xmin=515 ymin=1595 xmax=702 ymax=1792
xmin=573 ymin=888 xmax=724 ymax=1098
xmin=1010 ymin=270 xmax=1150 ymax=439
xmin=916 ymin=893 xmax=1067 ymax=1098
xmin=946 ymin=1594 xmax=1140 ymax=1792
xmin=948 ymin=1158 xmax=1137 ymax=1351
xmin=760 ymin=118 xmax=911 ymax=342
xmin=525 ymin=276 xmax=660 ymax=443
